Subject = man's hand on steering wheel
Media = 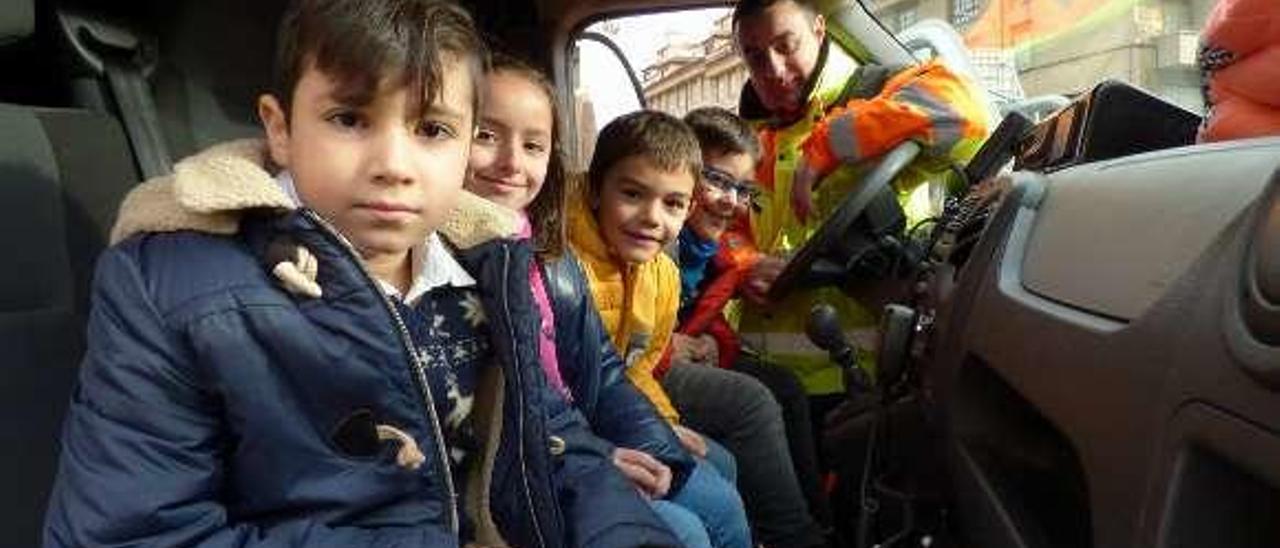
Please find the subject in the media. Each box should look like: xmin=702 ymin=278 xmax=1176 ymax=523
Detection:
xmin=743 ymin=255 xmax=786 ymax=305
xmin=790 ymin=155 xmax=822 ymax=223
xmin=767 ymin=141 xmax=924 ymax=302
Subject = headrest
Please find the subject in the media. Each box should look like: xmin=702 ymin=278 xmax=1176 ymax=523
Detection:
xmin=0 ymin=106 xmax=74 ymax=313
xmin=0 ymin=0 xmax=34 ymax=45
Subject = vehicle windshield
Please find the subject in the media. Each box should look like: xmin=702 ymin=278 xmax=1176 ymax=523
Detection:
xmin=578 ymin=0 xmax=1214 ymax=124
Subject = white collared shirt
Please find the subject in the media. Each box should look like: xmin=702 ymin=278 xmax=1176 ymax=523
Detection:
xmin=275 ymin=172 xmax=475 ymax=305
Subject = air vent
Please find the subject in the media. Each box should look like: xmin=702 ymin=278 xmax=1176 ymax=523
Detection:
xmin=1243 ymin=169 xmax=1280 ymax=346
xmin=1253 ymin=188 xmax=1280 ymax=305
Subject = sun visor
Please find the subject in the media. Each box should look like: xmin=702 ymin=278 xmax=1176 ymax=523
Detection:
xmin=0 ymin=0 xmax=35 ymax=45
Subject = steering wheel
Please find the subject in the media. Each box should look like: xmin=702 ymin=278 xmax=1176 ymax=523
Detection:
xmin=767 ymin=141 xmax=923 ymax=302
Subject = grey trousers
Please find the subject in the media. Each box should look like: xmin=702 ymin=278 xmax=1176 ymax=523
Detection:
xmin=662 ymin=363 xmax=827 ymax=548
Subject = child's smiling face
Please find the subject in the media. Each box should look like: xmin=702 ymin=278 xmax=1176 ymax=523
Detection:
xmin=595 ymin=155 xmax=694 ymax=264
xmin=260 ymin=57 xmax=474 ymax=262
xmin=466 ymin=69 xmax=554 ymax=212
xmin=688 ymin=149 xmax=756 ymax=241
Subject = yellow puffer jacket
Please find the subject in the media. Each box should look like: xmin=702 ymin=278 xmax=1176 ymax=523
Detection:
xmin=735 ymin=41 xmax=990 ymax=395
xmin=566 ymin=198 xmax=682 ymax=423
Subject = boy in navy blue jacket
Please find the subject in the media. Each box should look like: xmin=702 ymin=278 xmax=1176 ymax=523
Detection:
xmin=41 ymin=1 xmax=676 ymax=547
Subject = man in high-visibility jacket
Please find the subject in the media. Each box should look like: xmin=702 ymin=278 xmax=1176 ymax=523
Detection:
xmin=728 ymin=0 xmax=990 ymax=397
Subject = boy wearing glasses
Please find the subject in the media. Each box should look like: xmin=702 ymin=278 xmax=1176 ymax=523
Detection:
xmin=673 ymin=109 xmax=761 ymax=369
xmin=661 ymin=107 xmax=834 ymax=547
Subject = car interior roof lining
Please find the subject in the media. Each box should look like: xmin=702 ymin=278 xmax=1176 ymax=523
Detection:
xmin=0 ymin=0 xmax=34 ymax=45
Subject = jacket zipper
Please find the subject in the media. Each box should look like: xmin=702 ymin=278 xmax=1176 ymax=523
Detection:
xmin=501 ymin=244 xmax=548 ymax=548
xmin=298 ymin=210 xmax=459 ymax=534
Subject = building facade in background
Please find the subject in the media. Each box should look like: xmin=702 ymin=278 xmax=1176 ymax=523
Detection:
xmin=643 ymin=14 xmax=749 ymax=115
xmin=642 ymin=0 xmax=1215 ymax=115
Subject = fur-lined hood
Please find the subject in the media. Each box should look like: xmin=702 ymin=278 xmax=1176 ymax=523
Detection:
xmin=110 ymin=139 xmax=519 ymax=249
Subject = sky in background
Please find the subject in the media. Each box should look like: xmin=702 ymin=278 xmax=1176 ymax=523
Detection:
xmin=577 ymin=7 xmax=730 ymax=130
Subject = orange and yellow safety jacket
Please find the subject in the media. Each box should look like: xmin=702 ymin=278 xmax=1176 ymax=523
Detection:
xmin=731 ymin=40 xmax=990 ymax=394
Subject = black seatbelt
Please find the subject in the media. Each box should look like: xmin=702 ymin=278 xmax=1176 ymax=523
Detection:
xmin=101 ymin=55 xmax=171 ymax=179
xmin=57 ymin=9 xmax=172 ymax=179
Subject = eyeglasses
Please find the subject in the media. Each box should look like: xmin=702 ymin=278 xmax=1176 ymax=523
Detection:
xmin=700 ymin=167 xmax=760 ymax=205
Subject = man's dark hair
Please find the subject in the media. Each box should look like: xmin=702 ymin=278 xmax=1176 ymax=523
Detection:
xmin=586 ymin=110 xmax=702 ymax=202
xmin=272 ymin=0 xmax=487 ymax=120
xmin=732 ymin=0 xmax=818 ymax=27
xmin=683 ymin=107 xmax=761 ymax=162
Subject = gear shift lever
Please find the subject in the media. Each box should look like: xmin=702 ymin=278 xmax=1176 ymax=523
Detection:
xmin=806 ymin=303 xmax=871 ymax=393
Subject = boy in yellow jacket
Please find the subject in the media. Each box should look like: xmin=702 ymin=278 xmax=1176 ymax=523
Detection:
xmin=567 ymin=111 xmax=752 ymax=548
xmin=569 ymin=110 xmax=829 ymax=548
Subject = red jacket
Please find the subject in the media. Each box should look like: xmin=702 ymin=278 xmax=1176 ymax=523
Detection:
xmin=658 ymin=226 xmax=761 ymax=373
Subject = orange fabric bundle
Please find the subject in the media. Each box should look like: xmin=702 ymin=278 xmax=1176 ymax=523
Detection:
xmin=1198 ymin=0 xmax=1280 ymax=142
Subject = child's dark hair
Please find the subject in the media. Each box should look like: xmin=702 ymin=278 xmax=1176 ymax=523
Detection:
xmin=490 ymin=52 xmax=568 ymax=259
xmin=683 ymin=107 xmax=761 ymax=162
xmin=732 ymin=0 xmax=818 ymax=27
xmin=272 ymin=0 xmax=487 ymax=120
xmin=586 ymin=110 xmax=702 ymax=203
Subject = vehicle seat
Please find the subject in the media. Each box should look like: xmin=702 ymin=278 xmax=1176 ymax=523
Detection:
xmin=150 ymin=0 xmax=281 ymax=157
xmin=0 ymin=0 xmax=140 ymax=543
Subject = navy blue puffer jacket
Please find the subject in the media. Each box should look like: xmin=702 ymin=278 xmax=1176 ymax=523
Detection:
xmin=541 ymin=252 xmax=694 ymax=487
xmin=42 ymin=141 xmax=678 ymax=548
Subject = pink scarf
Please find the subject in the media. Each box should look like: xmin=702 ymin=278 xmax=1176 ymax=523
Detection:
xmin=518 ymin=215 xmax=570 ymax=399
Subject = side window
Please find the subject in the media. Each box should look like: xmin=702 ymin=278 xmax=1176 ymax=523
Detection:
xmin=571 ymin=29 xmax=643 ymax=170
xmin=569 ymin=8 xmax=738 ymax=169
